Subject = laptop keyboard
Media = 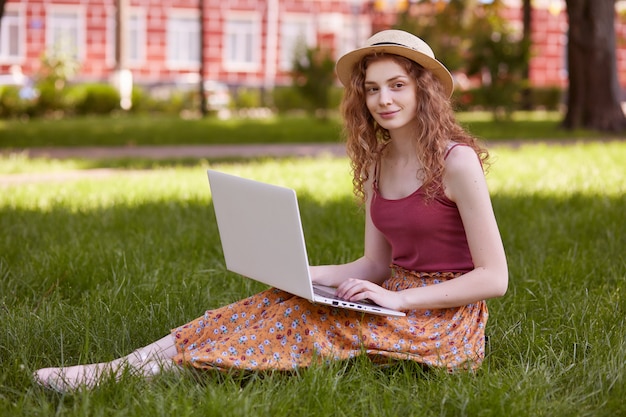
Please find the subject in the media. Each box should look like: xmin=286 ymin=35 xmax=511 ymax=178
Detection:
xmin=313 ymin=285 xmax=375 ymax=306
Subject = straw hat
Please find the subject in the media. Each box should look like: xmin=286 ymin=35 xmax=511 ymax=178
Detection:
xmin=335 ymin=30 xmax=454 ymax=98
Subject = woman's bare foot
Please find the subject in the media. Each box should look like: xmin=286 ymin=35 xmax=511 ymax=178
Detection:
xmin=34 ymin=355 xmax=177 ymax=392
xmin=33 ymin=361 xmax=116 ymax=392
xmin=33 ymin=339 xmax=179 ymax=393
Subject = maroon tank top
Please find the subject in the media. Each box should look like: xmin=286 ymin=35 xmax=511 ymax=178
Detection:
xmin=371 ymin=145 xmax=474 ymax=273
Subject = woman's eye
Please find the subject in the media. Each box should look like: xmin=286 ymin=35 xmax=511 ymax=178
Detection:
xmin=366 ymin=86 xmax=378 ymax=94
xmin=392 ymin=82 xmax=404 ymax=89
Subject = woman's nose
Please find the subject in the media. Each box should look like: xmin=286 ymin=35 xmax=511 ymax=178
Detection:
xmin=378 ymin=88 xmax=392 ymax=105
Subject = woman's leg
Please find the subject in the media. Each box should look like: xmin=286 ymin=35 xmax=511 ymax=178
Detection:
xmin=33 ymin=334 xmax=179 ymax=392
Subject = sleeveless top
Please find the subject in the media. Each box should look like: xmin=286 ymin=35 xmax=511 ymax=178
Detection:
xmin=371 ymin=144 xmax=474 ymax=273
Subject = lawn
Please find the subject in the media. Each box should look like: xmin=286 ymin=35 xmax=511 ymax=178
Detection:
xmin=0 ymin=141 xmax=625 ymax=416
xmin=0 ymin=111 xmax=611 ymax=148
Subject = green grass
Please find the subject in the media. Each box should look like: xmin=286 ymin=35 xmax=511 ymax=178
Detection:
xmin=0 ymin=111 xmax=614 ymax=149
xmin=1 ymin=142 xmax=625 ymax=416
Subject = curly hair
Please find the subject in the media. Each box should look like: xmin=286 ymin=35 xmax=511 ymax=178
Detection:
xmin=340 ymin=53 xmax=489 ymax=203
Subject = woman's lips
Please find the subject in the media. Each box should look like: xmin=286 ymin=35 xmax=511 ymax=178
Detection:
xmin=378 ymin=110 xmax=399 ymax=119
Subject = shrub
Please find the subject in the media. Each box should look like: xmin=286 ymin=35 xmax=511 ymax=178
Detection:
xmin=531 ymin=87 xmax=563 ymax=110
xmin=234 ymin=88 xmax=261 ymax=109
xmin=452 ymin=86 xmax=564 ymax=113
xmin=272 ymin=86 xmax=311 ymax=114
xmin=74 ymin=84 xmax=121 ymax=115
xmin=0 ymin=86 xmax=30 ymax=118
xmin=34 ymin=80 xmax=69 ymax=116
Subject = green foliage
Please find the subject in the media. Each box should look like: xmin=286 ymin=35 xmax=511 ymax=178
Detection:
xmin=453 ymin=87 xmax=562 ymax=112
xmin=396 ymin=0 xmax=531 ymax=119
xmin=127 ymin=86 xmax=152 ymax=114
xmin=396 ymin=0 xmax=475 ymax=72
xmin=72 ymin=84 xmax=121 ymax=115
xmin=32 ymin=48 xmax=81 ymax=117
xmin=271 ymin=86 xmax=311 ymax=114
xmin=529 ymin=86 xmax=564 ymax=110
xmin=233 ymin=88 xmax=262 ymax=109
xmin=33 ymin=80 xmax=69 ymax=115
xmin=0 ymin=112 xmax=608 ymax=149
xmin=0 ymin=86 xmax=35 ymax=118
xmin=465 ymin=6 xmax=530 ymax=119
xmin=291 ymin=44 xmax=336 ymax=118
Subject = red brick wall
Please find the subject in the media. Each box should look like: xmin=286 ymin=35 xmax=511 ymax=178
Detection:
xmin=2 ymin=0 xmax=626 ymax=93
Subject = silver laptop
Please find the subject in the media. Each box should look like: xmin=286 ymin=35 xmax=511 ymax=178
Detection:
xmin=207 ymin=169 xmax=405 ymax=317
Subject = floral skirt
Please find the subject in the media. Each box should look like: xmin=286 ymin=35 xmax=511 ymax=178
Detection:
xmin=171 ymin=265 xmax=488 ymax=372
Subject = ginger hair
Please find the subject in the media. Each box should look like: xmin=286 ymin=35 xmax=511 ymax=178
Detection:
xmin=340 ymin=53 xmax=489 ymax=203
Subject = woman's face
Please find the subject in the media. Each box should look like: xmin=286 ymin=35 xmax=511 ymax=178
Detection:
xmin=364 ymin=58 xmax=419 ymax=133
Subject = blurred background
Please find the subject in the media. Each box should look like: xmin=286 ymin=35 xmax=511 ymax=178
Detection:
xmin=0 ymin=0 xmax=624 ymax=132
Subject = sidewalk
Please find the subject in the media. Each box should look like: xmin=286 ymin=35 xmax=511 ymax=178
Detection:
xmin=1 ymin=143 xmax=347 ymax=186
xmin=1 ymin=138 xmax=617 ymax=186
xmin=9 ymin=143 xmax=347 ymax=160
xmin=6 ymin=137 xmax=619 ymax=160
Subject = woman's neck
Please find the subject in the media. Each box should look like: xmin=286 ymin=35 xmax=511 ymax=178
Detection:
xmin=385 ymin=131 xmax=420 ymax=165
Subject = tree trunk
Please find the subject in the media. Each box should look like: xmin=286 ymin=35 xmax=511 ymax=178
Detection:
xmin=521 ymin=0 xmax=532 ymax=110
xmin=199 ymin=0 xmax=207 ymax=117
xmin=563 ymin=0 xmax=626 ymax=132
xmin=0 ymin=0 xmax=7 ymax=26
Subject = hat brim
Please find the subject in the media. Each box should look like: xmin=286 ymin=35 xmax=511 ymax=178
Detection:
xmin=336 ymin=45 xmax=454 ymax=98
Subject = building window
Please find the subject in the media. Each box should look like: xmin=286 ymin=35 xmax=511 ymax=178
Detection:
xmin=224 ymin=16 xmax=260 ymax=71
xmin=280 ymin=17 xmax=315 ymax=71
xmin=0 ymin=10 xmax=23 ymax=61
xmin=106 ymin=10 xmax=146 ymax=68
xmin=47 ymin=8 xmax=84 ymax=60
xmin=127 ymin=13 xmax=146 ymax=64
xmin=167 ymin=14 xmax=200 ymax=68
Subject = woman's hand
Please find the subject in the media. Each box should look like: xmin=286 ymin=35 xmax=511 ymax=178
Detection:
xmin=335 ymin=278 xmax=404 ymax=311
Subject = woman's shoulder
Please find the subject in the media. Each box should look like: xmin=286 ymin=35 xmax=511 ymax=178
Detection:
xmin=442 ymin=143 xmax=485 ymax=199
xmin=444 ymin=143 xmax=481 ymax=170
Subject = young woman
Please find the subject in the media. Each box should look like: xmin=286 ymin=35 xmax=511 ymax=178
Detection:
xmin=34 ymin=30 xmax=507 ymax=392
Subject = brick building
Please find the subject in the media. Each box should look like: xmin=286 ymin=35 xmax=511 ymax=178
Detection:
xmin=0 ymin=0 xmax=625 ymax=94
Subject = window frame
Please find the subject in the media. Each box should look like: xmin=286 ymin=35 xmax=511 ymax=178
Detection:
xmin=223 ymin=12 xmax=262 ymax=72
xmin=45 ymin=5 xmax=86 ymax=61
xmin=166 ymin=10 xmax=201 ymax=69
xmin=0 ymin=6 xmax=25 ymax=63
xmin=106 ymin=7 xmax=147 ymax=68
xmin=279 ymin=14 xmax=316 ymax=71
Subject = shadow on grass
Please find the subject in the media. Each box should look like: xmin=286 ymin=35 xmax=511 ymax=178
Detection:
xmin=1 ymin=192 xmax=625 ymax=413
